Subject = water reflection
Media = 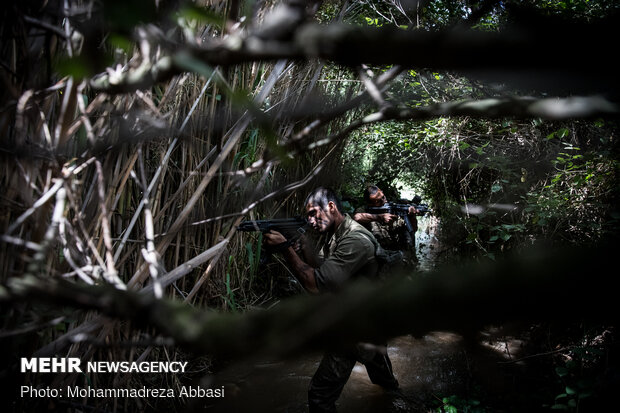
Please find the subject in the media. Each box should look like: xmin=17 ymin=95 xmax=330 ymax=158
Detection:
xmin=415 ymin=215 xmax=442 ymax=273
xmin=203 ymin=331 xmax=479 ymax=412
xmin=201 ymin=217 xmax=464 ymax=412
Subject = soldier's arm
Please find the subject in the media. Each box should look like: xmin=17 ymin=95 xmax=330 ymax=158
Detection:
xmin=294 ymin=234 xmax=322 ymax=268
xmin=353 ymin=212 xmax=395 ymax=224
xmin=263 ymin=231 xmax=319 ymax=294
xmin=281 ymin=247 xmax=319 ymax=294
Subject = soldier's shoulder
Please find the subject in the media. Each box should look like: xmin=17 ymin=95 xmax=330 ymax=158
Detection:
xmin=346 ymin=218 xmax=376 ymax=245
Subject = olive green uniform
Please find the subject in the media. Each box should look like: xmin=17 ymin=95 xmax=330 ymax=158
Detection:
xmin=308 ymin=215 xmax=399 ymax=412
xmin=354 ymin=206 xmax=418 ymax=265
xmin=314 ymin=214 xmax=379 ymax=292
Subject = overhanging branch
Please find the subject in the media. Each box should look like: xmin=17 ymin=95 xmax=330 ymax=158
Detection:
xmin=284 ymin=95 xmax=620 ymax=158
xmin=2 ymin=243 xmax=616 ymax=359
xmin=89 ymin=16 xmax=620 ymax=95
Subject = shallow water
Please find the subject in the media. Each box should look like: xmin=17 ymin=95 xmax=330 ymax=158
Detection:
xmin=202 ymin=332 xmax=473 ymax=412
xmin=200 ymin=217 xmax=524 ymax=412
xmin=415 ymin=215 xmax=443 ymax=273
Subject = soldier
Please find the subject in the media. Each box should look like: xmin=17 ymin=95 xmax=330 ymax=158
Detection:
xmin=263 ymin=187 xmax=403 ymax=412
xmin=353 ymin=185 xmax=419 ymax=266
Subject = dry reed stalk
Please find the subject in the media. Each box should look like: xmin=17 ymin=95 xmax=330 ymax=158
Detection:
xmin=0 ymin=3 xmax=375 ymax=396
xmin=126 ymin=61 xmax=289 ymax=289
xmin=5 ymin=179 xmax=64 ymax=236
xmin=137 ymin=146 xmax=163 ymax=298
xmin=95 ymin=159 xmax=125 ymax=288
xmin=31 ymin=233 xmax=228 ymax=369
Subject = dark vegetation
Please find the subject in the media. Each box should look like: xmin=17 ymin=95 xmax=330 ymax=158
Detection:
xmin=1 ymin=0 xmax=619 ymax=412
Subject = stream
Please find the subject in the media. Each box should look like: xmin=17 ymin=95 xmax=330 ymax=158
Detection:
xmin=200 ymin=217 xmax=530 ymax=412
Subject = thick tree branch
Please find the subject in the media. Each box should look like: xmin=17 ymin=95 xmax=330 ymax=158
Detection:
xmin=89 ymin=15 xmax=620 ymax=95
xmin=2 ymin=243 xmax=616 ymax=359
xmin=284 ymin=95 xmax=619 ymax=158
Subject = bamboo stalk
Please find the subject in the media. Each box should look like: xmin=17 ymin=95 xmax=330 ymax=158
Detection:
xmin=127 ymin=60 xmax=289 ymax=289
xmin=95 ymin=160 xmax=125 ymax=289
xmin=5 ymin=179 xmax=63 ymax=235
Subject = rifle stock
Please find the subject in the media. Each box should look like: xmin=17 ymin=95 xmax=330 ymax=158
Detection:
xmin=237 ymin=217 xmax=308 ymax=263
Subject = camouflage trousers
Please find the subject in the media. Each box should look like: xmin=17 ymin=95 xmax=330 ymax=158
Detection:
xmin=308 ymin=343 xmax=399 ymax=412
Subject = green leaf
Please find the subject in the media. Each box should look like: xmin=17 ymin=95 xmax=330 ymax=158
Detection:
xmin=54 ymin=56 xmax=98 ymax=80
xmin=572 ymin=347 xmax=586 ymax=356
xmin=173 ymin=52 xmax=215 ymax=79
xmin=108 ymin=33 xmax=133 ymax=55
xmin=178 ymin=5 xmax=224 ymax=28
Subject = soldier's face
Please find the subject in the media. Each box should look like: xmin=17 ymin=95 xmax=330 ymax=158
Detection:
xmin=368 ymin=190 xmax=387 ymax=207
xmin=305 ymin=201 xmax=335 ymax=233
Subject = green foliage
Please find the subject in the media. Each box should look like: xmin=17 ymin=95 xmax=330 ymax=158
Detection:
xmin=421 ymin=0 xmax=472 ymax=29
xmin=535 ymin=0 xmax=620 ymax=19
xmin=102 ymin=0 xmax=158 ymax=34
xmin=108 ymin=33 xmax=134 ymax=57
xmin=352 ymin=106 xmax=616 ymax=257
xmin=244 ymin=232 xmax=262 ymax=282
xmin=224 ymin=255 xmax=238 ymax=313
xmin=341 ymin=0 xmax=414 ymax=28
xmin=176 ymin=4 xmax=225 ymax=30
xmin=547 ymin=343 xmax=608 ymax=411
xmin=522 ymin=127 xmax=619 ymax=244
xmin=233 ymin=129 xmax=260 ymax=169
xmin=433 ymin=392 xmax=488 ymax=413
xmin=339 ymin=58 xmax=618 ymax=258
xmin=340 ymin=119 xmax=424 ymax=204
xmin=55 ymin=55 xmax=107 ymax=80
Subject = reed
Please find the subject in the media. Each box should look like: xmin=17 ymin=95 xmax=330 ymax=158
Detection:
xmin=1 ymin=3 xmax=362 ymax=410
xmin=0 ymin=4 xmax=444 ymax=413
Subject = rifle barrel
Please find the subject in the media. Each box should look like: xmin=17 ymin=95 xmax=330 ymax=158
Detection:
xmin=238 ymin=217 xmax=307 ymax=233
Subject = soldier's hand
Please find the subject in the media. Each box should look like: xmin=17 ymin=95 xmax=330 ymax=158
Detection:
xmin=380 ymin=213 xmax=396 ymax=224
xmin=292 ymin=234 xmax=306 ymax=253
xmin=408 ymin=206 xmax=419 ymax=215
xmin=263 ymin=230 xmax=287 ymax=246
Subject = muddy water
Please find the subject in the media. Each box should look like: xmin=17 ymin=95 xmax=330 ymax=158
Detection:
xmin=201 ymin=217 xmax=519 ymax=412
xmin=202 ymin=332 xmax=473 ymax=412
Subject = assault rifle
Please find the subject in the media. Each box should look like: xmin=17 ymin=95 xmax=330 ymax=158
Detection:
xmin=366 ymin=200 xmax=430 ymax=234
xmin=237 ymin=217 xmax=308 ymax=263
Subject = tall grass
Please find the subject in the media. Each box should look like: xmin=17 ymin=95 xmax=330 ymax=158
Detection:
xmin=0 ymin=1 xmax=355 ymax=410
